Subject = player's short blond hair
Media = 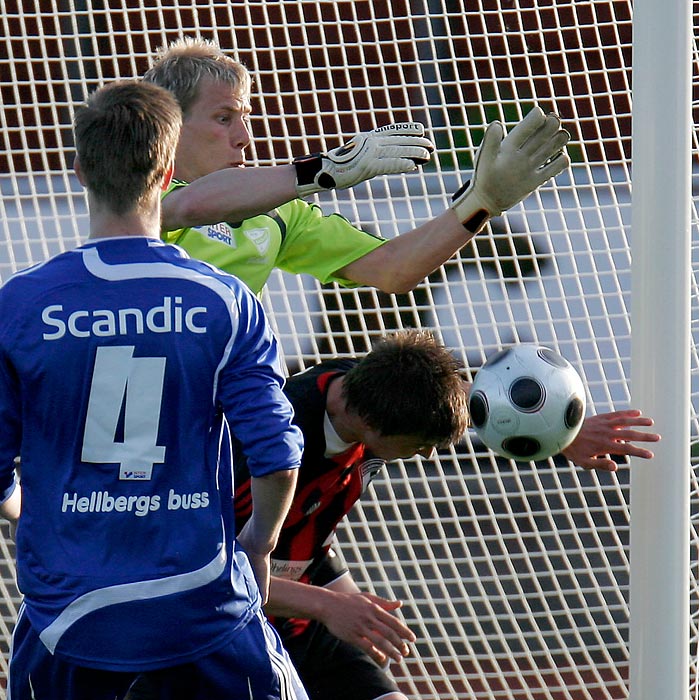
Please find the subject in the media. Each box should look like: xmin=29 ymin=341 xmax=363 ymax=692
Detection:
xmin=143 ymin=36 xmax=252 ymax=116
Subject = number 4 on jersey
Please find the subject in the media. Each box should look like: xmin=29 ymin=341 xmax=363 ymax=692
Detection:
xmin=81 ymin=345 xmax=166 ymax=480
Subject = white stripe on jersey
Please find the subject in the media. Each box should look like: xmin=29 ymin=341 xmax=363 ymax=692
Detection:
xmin=79 ymin=244 xmax=242 ymax=405
xmin=39 ymin=540 xmax=227 ymax=653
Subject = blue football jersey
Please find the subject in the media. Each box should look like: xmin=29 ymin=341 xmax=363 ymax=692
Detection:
xmin=0 ymin=236 xmax=303 ymax=670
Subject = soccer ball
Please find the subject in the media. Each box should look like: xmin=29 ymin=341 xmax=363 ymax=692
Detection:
xmin=468 ymin=344 xmax=586 ymax=462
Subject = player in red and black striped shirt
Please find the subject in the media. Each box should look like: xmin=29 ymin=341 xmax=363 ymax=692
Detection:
xmin=228 ymin=329 xmax=660 ymax=700
xmin=128 ymin=329 xmax=659 ymax=700
xmin=232 ymin=329 xmax=467 ymax=700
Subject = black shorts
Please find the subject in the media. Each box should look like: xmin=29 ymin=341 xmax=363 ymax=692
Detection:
xmin=279 ymin=618 xmax=400 ymax=700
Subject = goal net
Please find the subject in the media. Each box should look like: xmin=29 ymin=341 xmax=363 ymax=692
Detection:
xmin=1 ymin=1 xmax=697 ymax=698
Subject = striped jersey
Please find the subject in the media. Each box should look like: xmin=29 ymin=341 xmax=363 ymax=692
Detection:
xmin=233 ymin=360 xmax=386 ymax=636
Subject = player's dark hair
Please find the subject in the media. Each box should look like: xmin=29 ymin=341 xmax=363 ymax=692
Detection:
xmin=143 ymin=37 xmax=252 ymax=116
xmin=342 ymin=329 xmax=469 ymax=446
xmin=73 ymin=80 xmax=181 ymax=215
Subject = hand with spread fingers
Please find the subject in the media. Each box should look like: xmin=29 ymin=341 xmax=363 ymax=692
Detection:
xmin=561 ymin=409 xmax=661 ymax=472
xmin=451 ymin=106 xmax=571 ymax=233
xmin=294 ymin=122 xmax=435 ymax=197
xmin=316 ymin=590 xmax=415 ymax=667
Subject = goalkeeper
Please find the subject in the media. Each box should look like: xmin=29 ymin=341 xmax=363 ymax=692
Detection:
xmin=127 ymin=329 xmax=659 ymax=700
xmin=143 ymin=37 xmax=571 ymax=296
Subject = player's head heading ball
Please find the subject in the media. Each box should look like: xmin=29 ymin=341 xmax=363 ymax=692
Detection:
xmin=73 ymin=80 xmax=182 ymax=214
xmin=342 ymin=329 xmax=469 ymax=447
xmin=144 ymin=36 xmax=252 ymax=116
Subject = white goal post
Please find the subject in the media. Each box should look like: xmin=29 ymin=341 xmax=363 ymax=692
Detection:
xmin=629 ymin=0 xmax=692 ymax=697
xmin=1 ymin=1 xmax=697 ymax=698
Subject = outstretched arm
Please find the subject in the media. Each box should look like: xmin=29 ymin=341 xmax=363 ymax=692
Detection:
xmin=265 ymin=574 xmax=415 ymax=666
xmin=161 ymin=123 xmax=433 ymax=230
xmin=561 ymin=409 xmax=661 ymax=472
xmin=338 ymin=208 xmax=473 ymax=293
xmin=339 ymin=107 xmax=571 ymax=293
xmin=161 ymin=165 xmax=299 ymax=230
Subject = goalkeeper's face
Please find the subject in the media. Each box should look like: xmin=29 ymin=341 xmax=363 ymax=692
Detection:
xmin=174 ymin=77 xmax=252 ymax=182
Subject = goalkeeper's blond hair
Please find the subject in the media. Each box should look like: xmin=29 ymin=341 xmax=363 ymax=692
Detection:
xmin=143 ymin=36 xmax=252 ymax=116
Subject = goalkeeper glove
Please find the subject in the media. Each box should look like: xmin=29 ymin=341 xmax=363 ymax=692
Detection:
xmin=451 ymin=106 xmax=571 ymax=233
xmin=294 ymin=123 xmax=434 ymax=198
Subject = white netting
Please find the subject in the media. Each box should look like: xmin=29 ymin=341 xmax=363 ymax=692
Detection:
xmin=1 ymin=1 xmax=698 ymax=698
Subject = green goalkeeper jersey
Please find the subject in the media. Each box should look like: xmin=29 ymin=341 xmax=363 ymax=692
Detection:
xmin=162 ymin=180 xmax=386 ymax=295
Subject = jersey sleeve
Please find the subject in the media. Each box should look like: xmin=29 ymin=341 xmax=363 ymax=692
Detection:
xmin=215 ymin=280 xmax=304 ymax=478
xmin=160 ymin=180 xmax=189 ymax=245
xmin=160 ymin=183 xmax=386 ymax=292
xmin=306 ymin=545 xmax=350 ymax=587
xmin=273 ymin=200 xmax=386 ymax=287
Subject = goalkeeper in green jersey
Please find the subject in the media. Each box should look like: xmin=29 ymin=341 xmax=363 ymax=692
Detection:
xmin=143 ymin=36 xmax=571 ymax=296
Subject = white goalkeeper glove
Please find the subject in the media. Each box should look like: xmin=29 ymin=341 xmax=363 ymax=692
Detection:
xmin=451 ymin=106 xmax=571 ymax=233
xmin=294 ymin=123 xmax=434 ymax=198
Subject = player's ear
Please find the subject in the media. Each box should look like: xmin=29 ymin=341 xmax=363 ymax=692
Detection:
xmin=456 ymin=369 xmax=472 ymax=399
xmin=73 ymin=155 xmax=86 ymax=186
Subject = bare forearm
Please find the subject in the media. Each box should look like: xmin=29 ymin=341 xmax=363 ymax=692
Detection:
xmin=162 ymin=165 xmax=299 ymax=230
xmin=338 ymin=208 xmax=475 ymax=294
xmin=265 ymin=575 xmax=415 ymax=664
xmin=242 ymin=469 xmax=298 ymax=555
xmin=265 ymin=576 xmax=335 ymax=619
xmin=237 ymin=470 xmax=298 ymax=603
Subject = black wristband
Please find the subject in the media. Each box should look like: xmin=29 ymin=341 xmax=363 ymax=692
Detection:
xmin=451 ymin=179 xmax=470 ymax=202
xmin=293 ymin=154 xmax=323 ymax=186
xmin=293 ymin=153 xmax=337 ymax=190
xmin=452 ymin=180 xmax=490 ymax=232
xmin=463 ymin=209 xmax=491 ymax=233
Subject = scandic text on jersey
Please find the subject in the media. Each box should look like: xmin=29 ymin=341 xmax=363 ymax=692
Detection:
xmin=41 ymin=296 xmax=208 ymax=340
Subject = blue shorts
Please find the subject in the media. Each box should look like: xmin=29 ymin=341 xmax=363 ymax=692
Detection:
xmin=9 ymin=606 xmax=308 ymax=700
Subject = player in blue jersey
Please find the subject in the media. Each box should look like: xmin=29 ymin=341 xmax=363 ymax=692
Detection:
xmin=129 ymin=330 xmax=660 ymax=700
xmin=0 ymin=80 xmax=309 ymax=700
xmin=142 ymin=37 xmax=571 ymax=296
